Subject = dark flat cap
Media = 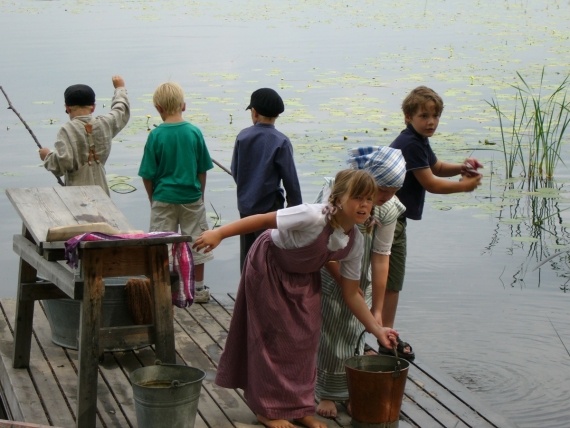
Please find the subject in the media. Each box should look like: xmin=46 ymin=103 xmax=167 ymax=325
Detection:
xmin=64 ymin=84 xmax=96 ymax=106
xmin=246 ymin=88 xmax=284 ymax=117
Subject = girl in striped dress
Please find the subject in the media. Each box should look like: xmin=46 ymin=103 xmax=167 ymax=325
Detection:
xmin=315 ymin=147 xmax=407 ymax=418
xmin=193 ymin=168 xmax=398 ymax=428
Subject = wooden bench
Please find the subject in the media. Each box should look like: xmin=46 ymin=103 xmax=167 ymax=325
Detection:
xmin=5 ymin=186 xmax=191 ymax=428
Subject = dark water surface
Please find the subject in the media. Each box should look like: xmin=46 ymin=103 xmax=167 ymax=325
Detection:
xmin=1 ymin=1 xmax=570 ymax=426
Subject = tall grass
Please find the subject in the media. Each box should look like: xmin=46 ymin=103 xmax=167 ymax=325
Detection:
xmin=487 ymin=69 xmax=570 ymax=186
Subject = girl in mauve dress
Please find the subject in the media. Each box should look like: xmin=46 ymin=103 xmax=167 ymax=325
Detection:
xmin=194 ymin=169 xmax=398 ymax=428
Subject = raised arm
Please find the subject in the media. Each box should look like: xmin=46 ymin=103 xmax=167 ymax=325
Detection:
xmin=193 ymin=212 xmax=277 ymax=252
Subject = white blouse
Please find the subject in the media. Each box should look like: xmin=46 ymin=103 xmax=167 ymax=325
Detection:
xmin=271 ymin=204 xmax=364 ymax=280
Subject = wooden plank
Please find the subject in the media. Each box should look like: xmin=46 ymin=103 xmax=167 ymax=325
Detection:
xmin=0 ymin=313 xmax=49 ymax=425
xmin=173 ymin=307 xmax=259 ymax=427
xmin=96 ymin=354 xmax=136 ymax=428
xmin=5 ymin=188 xmax=73 ymax=245
xmin=32 ymin=300 xmax=134 ymax=428
xmin=76 ymin=250 xmax=104 ymax=428
xmin=147 ymin=245 xmax=175 ymax=365
xmin=0 ymin=420 xmax=60 ymax=428
xmin=12 ymin=235 xmax=75 ymax=298
xmin=54 ymin=186 xmax=133 ymax=232
xmin=2 ymin=300 xmax=76 ymax=428
xmin=12 ymin=256 xmax=36 ymax=369
xmin=409 ymin=359 xmax=516 ymax=428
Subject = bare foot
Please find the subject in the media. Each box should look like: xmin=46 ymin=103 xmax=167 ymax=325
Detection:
xmin=256 ymin=414 xmax=295 ymax=428
xmin=316 ymin=399 xmax=337 ymax=418
xmin=294 ymin=415 xmax=329 ymax=428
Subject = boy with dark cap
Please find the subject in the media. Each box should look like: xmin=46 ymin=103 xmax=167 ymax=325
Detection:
xmin=39 ymin=75 xmax=130 ymax=195
xmin=231 ymin=88 xmax=302 ymax=271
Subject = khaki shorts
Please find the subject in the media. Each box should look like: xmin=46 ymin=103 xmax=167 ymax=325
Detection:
xmin=387 ymin=217 xmax=406 ymax=292
xmin=150 ymin=200 xmax=214 ymax=265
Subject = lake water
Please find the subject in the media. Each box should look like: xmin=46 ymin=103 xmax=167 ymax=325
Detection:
xmin=1 ymin=1 xmax=570 ymax=427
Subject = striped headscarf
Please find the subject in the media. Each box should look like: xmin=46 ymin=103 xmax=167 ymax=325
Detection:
xmin=347 ymin=146 xmax=406 ymax=188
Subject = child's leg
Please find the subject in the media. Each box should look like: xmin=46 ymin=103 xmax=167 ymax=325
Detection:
xmin=179 ymin=201 xmax=214 ymax=303
xmin=384 ymin=217 xmax=407 ymax=328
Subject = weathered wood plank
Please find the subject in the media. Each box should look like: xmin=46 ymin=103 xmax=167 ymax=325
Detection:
xmin=0 ymin=294 xmax=516 ymax=428
xmin=54 ymin=186 xmax=133 ymax=233
xmin=3 ymin=300 xmax=76 ymax=428
xmin=173 ymin=307 xmax=258 ymax=427
xmin=0 ymin=315 xmax=49 ymax=425
xmin=12 ymin=235 xmax=75 ymax=298
xmin=409 ymin=359 xmax=515 ymax=428
xmin=76 ymin=250 xmax=104 ymax=428
xmin=5 ymin=188 xmax=73 ymax=245
xmin=0 ymin=420 xmax=61 ymax=428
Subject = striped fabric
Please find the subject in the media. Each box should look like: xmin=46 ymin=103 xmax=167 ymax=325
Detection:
xmin=314 ymin=182 xmax=405 ymax=401
xmin=347 ymin=146 xmax=406 ymax=188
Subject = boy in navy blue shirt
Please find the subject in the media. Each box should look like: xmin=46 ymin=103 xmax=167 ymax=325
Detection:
xmin=231 ymin=88 xmax=302 ymax=271
xmin=386 ymin=86 xmax=482 ymax=359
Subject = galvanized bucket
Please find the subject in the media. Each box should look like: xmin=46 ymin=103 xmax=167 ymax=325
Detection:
xmin=345 ymin=351 xmax=409 ymax=427
xmin=130 ymin=363 xmax=206 ymax=428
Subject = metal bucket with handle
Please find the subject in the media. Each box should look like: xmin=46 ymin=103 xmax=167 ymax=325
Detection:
xmin=345 ymin=331 xmax=409 ymax=427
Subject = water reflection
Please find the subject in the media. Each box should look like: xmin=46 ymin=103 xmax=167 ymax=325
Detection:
xmin=483 ymin=178 xmax=570 ymax=290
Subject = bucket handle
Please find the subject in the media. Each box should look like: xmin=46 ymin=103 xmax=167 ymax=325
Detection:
xmin=152 ymin=360 xmax=191 ymax=388
xmin=355 ymin=330 xmax=402 ymax=378
xmin=354 ymin=330 xmax=367 ymax=356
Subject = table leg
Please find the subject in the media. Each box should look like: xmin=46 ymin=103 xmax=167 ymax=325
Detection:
xmin=76 ymin=250 xmax=104 ymax=428
xmin=148 ymin=245 xmax=175 ymax=364
xmin=12 ymin=257 xmax=36 ymax=368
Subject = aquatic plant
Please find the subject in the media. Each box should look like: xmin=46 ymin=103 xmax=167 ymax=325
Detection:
xmin=487 ymin=69 xmax=570 ymax=186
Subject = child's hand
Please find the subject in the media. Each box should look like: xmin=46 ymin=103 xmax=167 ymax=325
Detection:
xmin=377 ymin=327 xmax=399 ymax=350
xmin=460 ymin=173 xmax=482 ymax=191
xmin=193 ymin=229 xmax=222 ymax=253
xmin=461 ymin=158 xmax=483 ymax=177
xmin=38 ymin=148 xmax=51 ymax=160
xmin=112 ymin=75 xmax=125 ymax=89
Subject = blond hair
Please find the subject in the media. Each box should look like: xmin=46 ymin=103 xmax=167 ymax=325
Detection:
xmin=328 ymin=169 xmax=376 ymax=232
xmin=153 ymin=82 xmax=185 ymax=116
xmin=402 ymin=86 xmax=444 ymax=123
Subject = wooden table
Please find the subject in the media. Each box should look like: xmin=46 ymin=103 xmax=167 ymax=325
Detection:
xmin=6 ymin=186 xmax=190 ymax=428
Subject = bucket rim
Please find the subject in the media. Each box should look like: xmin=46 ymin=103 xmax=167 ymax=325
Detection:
xmin=130 ymin=364 xmax=206 ymax=388
xmin=345 ymin=354 xmax=410 ymax=372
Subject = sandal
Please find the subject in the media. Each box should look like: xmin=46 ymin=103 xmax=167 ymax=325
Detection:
xmin=363 ymin=343 xmax=378 ymax=355
xmin=378 ymin=337 xmax=415 ymax=361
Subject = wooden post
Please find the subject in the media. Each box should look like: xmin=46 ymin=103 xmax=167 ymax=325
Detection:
xmin=76 ymin=249 xmax=104 ymax=428
xmin=148 ymin=245 xmax=176 ymax=364
xmin=12 ymin=227 xmax=37 ymax=369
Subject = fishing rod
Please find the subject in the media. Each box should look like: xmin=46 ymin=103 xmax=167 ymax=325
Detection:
xmin=213 ymin=158 xmax=232 ymax=176
xmin=0 ymin=85 xmax=65 ymax=186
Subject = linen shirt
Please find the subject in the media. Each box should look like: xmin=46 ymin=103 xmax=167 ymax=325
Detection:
xmin=231 ymin=122 xmax=302 ymax=215
xmin=43 ymin=87 xmax=130 ymax=195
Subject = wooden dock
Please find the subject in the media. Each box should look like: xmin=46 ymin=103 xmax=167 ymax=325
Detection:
xmin=0 ymin=295 xmax=515 ymax=428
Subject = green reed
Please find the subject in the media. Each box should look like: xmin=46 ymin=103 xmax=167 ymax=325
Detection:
xmin=487 ymin=69 xmax=570 ymax=185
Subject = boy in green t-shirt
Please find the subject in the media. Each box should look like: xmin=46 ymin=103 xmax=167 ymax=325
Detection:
xmin=138 ymin=81 xmax=214 ymax=303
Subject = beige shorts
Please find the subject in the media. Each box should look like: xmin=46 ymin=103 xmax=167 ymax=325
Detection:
xmin=150 ymin=200 xmax=214 ymax=265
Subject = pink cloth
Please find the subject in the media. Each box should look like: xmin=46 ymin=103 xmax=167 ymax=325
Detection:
xmin=64 ymin=231 xmax=194 ymax=308
xmin=215 ymin=225 xmax=355 ymax=420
